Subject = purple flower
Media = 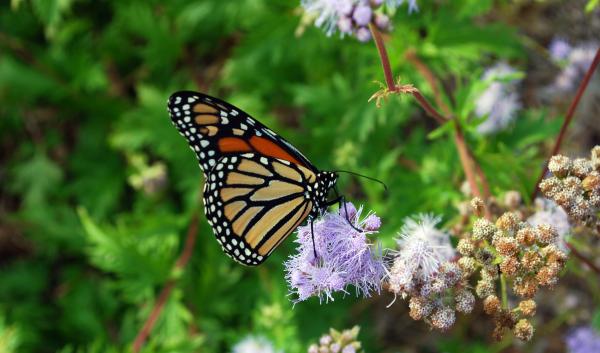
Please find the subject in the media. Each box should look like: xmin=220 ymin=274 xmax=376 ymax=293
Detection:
xmin=338 ymin=16 xmax=353 ymax=33
xmin=355 ymin=27 xmax=371 ymax=42
xmin=565 ymin=326 xmax=600 ymax=353
xmin=352 ymin=4 xmax=372 ymax=26
xmin=301 ymin=0 xmax=356 ymax=36
xmin=301 ymin=0 xmax=419 ymax=41
xmin=550 ymin=41 xmax=599 ymax=92
xmin=475 ymin=62 xmax=521 ymax=135
xmin=549 ymin=38 xmax=573 ymax=61
xmin=374 ymin=13 xmax=390 ymax=31
xmin=386 ymin=0 xmax=419 ymax=13
xmin=285 ymin=203 xmax=385 ymax=303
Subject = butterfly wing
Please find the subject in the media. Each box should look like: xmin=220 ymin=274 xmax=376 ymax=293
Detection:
xmin=204 ymin=153 xmax=316 ymax=265
xmin=167 ymin=91 xmax=316 ymax=175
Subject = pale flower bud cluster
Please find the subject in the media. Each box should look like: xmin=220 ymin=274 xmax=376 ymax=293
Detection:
xmin=387 ymin=214 xmax=474 ymax=331
xmin=540 ymin=147 xmax=600 ymax=228
xmin=457 ymin=199 xmax=568 ymax=341
xmin=307 ymin=326 xmax=362 ymax=353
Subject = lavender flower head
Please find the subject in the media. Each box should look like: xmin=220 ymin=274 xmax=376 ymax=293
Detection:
xmin=549 ymin=38 xmax=573 ymax=61
xmin=527 ymin=198 xmax=571 ymax=252
xmin=475 ymin=62 xmax=522 ymax=135
xmin=565 ymin=326 xmax=600 ymax=353
xmin=388 ymin=214 xmax=456 ymax=298
xmin=285 ymin=202 xmax=385 ymax=303
xmin=549 ymin=39 xmax=600 ymax=92
xmin=232 ymin=335 xmax=280 ymax=353
xmin=300 ymin=0 xmax=418 ymax=42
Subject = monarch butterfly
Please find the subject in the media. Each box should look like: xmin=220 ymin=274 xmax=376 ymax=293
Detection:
xmin=167 ymin=91 xmax=339 ymax=266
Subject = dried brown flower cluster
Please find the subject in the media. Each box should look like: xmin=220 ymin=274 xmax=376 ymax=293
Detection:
xmin=401 ymin=263 xmax=475 ymax=331
xmin=457 ymin=198 xmax=568 ymax=341
xmin=540 ymin=146 xmax=600 ymax=228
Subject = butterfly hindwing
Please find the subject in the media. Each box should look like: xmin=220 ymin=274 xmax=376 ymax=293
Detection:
xmin=167 ymin=91 xmax=316 ymax=175
xmin=204 ymin=153 xmax=315 ymax=265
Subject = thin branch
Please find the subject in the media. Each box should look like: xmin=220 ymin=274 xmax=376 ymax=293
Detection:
xmin=132 ymin=212 xmax=199 ymax=352
xmin=531 ymin=48 xmax=600 ymax=200
xmin=405 ymin=49 xmax=493 ymax=202
xmin=405 ymin=49 xmax=452 ymax=115
xmin=452 ymin=124 xmax=485 ymax=203
xmin=566 ymin=242 xmax=600 ymax=276
xmin=369 ymin=23 xmax=396 ymax=92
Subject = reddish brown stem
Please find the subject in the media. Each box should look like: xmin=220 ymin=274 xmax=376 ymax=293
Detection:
xmin=132 ymin=213 xmax=199 ymax=352
xmin=531 ymin=48 xmax=600 ymax=201
xmin=405 ymin=49 xmax=452 ymax=115
xmin=405 ymin=49 xmax=493 ymax=203
xmin=369 ymin=23 xmax=396 ymax=91
xmin=566 ymin=242 xmax=600 ymax=276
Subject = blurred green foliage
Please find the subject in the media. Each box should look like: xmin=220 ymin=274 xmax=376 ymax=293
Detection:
xmin=0 ymin=0 xmax=582 ymax=352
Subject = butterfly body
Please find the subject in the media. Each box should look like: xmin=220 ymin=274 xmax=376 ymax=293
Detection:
xmin=167 ymin=91 xmax=337 ymax=265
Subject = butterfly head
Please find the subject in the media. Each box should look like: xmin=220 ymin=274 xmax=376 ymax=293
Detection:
xmin=310 ymin=171 xmax=338 ymax=216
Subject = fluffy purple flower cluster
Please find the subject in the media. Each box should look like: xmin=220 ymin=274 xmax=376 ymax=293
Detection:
xmin=565 ymin=326 xmax=600 ymax=353
xmin=548 ymin=38 xmax=599 ymax=92
xmin=301 ymin=0 xmax=418 ymax=42
xmin=284 ymin=203 xmax=385 ymax=303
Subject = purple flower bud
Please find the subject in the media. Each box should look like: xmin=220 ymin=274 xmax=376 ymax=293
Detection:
xmin=352 ymin=4 xmax=372 ymax=26
xmin=374 ymin=13 xmax=390 ymax=31
xmin=549 ymin=38 xmax=572 ymax=61
xmin=320 ymin=335 xmax=332 ymax=345
xmin=338 ymin=16 xmax=353 ymax=34
xmin=364 ymin=214 xmax=381 ymax=231
xmin=355 ymin=27 xmax=371 ymax=42
xmin=340 ymin=202 xmax=357 ymax=221
xmin=330 ymin=343 xmax=341 ymax=353
xmin=342 ymin=345 xmax=356 ymax=353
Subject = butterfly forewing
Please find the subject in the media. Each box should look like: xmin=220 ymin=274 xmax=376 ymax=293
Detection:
xmin=167 ymin=91 xmax=315 ymax=175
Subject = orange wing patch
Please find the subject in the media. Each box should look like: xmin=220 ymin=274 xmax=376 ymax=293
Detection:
xmin=249 ymin=136 xmax=304 ymax=167
xmin=219 ymin=137 xmax=252 ymax=153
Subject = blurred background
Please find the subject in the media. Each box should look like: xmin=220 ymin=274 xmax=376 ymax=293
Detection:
xmin=1 ymin=0 xmax=599 ymax=352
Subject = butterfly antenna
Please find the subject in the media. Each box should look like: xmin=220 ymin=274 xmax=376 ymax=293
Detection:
xmin=332 ymin=170 xmax=388 ymax=193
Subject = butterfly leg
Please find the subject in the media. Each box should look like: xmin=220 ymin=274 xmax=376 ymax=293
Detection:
xmin=327 ymin=188 xmax=362 ymax=233
xmin=311 ymin=220 xmax=318 ymax=260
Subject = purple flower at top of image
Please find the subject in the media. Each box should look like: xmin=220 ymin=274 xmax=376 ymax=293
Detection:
xmin=565 ymin=326 xmax=600 ymax=353
xmin=474 ymin=62 xmax=522 ymax=135
xmin=284 ymin=203 xmax=385 ymax=303
xmin=300 ymin=0 xmax=418 ymax=41
xmin=549 ymin=38 xmax=573 ymax=61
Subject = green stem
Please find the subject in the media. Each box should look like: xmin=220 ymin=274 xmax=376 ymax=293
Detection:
xmin=500 ymin=274 xmax=508 ymax=310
